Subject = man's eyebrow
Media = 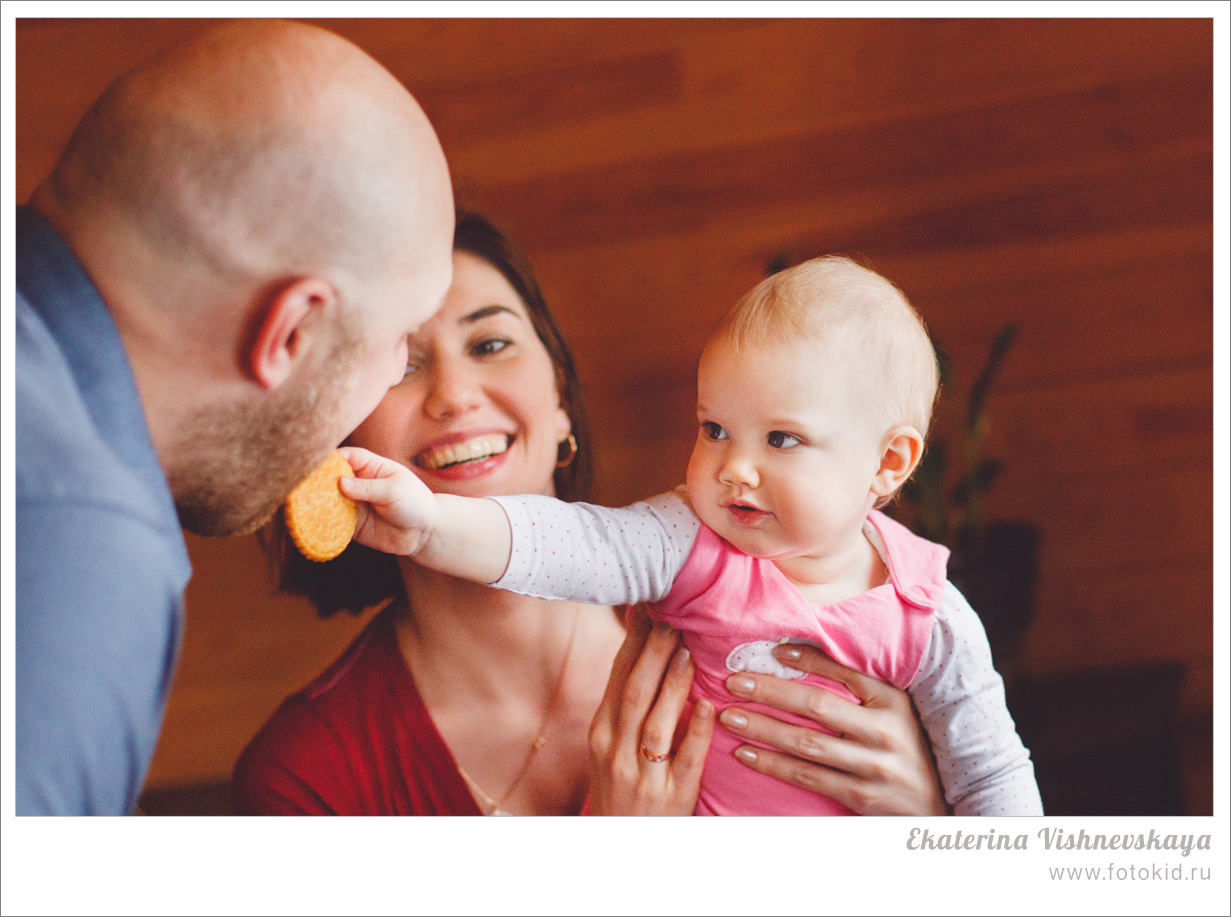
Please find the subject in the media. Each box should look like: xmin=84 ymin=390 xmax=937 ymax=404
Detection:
xmin=461 ymin=304 xmax=520 ymax=324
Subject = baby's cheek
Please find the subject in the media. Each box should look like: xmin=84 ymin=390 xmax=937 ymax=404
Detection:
xmin=684 ymin=444 xmax=705 ymax=487
xmin=779 ymin=483 xmax=828 ymax=531
xmin=685 ymin=476 xmax=723 ymax=534
xmin=684 ymin=451 xmax=710 ymax=504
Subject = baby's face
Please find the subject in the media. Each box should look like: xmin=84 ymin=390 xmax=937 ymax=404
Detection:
xmin=685 ymin=333 xmax=887 ymax=565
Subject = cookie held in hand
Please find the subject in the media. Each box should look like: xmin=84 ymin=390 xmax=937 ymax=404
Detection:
xmin=284 ymin=450 xmax=358 ymax=562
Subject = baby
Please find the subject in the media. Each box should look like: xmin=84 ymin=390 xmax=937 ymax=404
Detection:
xmin=342 ymin=256 xmax=1043 ymax=816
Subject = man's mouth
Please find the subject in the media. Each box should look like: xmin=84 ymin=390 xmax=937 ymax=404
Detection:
xmin=416 ymin=434 xmax=513 ymax=470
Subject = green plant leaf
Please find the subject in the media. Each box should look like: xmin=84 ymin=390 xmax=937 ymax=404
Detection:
xmin=967 ymin=323 xmax=1018 ymax=430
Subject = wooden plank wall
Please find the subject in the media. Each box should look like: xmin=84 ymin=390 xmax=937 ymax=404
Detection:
xmin=15 ymin=18 xmax=1214 ymax=797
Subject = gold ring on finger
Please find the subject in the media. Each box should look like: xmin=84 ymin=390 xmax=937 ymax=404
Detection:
xmin=640 ymin=745 xmax=670 ymax=763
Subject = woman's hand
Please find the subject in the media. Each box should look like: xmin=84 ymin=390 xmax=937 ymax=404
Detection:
xmin=718 ymin=643 xmax=949 ymax=816
xmin=587 ymin=608 xmax=715 ymax=815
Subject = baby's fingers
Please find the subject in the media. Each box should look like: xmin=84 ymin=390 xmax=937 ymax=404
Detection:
xmin=337 ymin=445 xmax=403 ymax=479
xmin=338 ymin=472 xmax=402 ymax=509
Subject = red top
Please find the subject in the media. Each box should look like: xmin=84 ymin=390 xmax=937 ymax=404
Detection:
xmin=232 ymin=607 xmax=482 ymax=815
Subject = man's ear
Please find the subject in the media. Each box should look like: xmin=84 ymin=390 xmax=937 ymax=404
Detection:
xmin=871 ymin=426 xmax=925 ymax=498
xmin=248 ymin=277 xmax=335 ymax=390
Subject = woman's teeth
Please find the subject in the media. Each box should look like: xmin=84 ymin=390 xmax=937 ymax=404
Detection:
xmin=420 ymin=434 xmax=512 ymax=470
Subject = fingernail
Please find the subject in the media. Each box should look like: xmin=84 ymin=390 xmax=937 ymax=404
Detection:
xmin=720 ymin=709 xmax=748 ymax=730
xmin=776 ymin=644 xmax=802 ymax=661
xmin=654 ymin=620 xmax=674 ymax=636
xmin=727 ymin=675 xmax=755 ymax=695
xmin=696 ymin=699 xmax=715 ymax=720
xmin=670 ymin=647 xmax=691 ymax=674
xmin=734 ymin=747 xmax=758 ymax=765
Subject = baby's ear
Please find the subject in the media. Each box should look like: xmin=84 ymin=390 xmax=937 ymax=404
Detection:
xmin=871 ymin=426 xmax=925 ymax=498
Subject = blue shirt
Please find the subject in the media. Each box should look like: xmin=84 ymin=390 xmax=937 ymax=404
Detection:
xmin=16 ymin=206 xmax=192 ymax=815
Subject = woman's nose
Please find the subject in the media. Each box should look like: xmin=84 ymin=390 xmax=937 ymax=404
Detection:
xmin=423 ymin=355 xmax=483 ymax=420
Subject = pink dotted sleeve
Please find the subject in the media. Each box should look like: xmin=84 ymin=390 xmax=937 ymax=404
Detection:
xmin=909 ymin=583 xmax=1045 ymax=815
xmin=488 ymin=491 xmax=700 ymax=605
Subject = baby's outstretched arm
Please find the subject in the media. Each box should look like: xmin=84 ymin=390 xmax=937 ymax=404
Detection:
xmin=337 ymin=446 xmax=511 ymax=585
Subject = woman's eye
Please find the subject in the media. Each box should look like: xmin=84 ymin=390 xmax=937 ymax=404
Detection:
xmin=471 ymin=338 xmax=511 ymax=357
xmin=701 ymin=422 xmax=728 ymax=441
xmin=402 ymin=361 xmax=421 ymax=379
xmin=768 ymin=431 xmax=800 ymax=449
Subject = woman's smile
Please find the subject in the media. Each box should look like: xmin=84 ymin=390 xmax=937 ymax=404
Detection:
xmin=416 ymin=432 xmax=514 ymax=471
xmin=413 ymin=431 xmax=517 ymax=483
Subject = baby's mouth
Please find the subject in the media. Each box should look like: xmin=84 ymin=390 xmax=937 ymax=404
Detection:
xmin=724 ymin=500 xmax=770 ymax=523
xmin=416 ymin=434 xmax=513 ymax=470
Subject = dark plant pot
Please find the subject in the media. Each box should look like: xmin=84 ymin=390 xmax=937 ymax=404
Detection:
xmin=948 ymin=522 xmax=1040 ymax=666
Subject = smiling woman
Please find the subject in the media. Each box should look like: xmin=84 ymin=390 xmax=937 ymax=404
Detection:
xmin=235 ymin=211 xmax=625 ymax=814
xmin=261 ymin=211 xmax=593 ymax=618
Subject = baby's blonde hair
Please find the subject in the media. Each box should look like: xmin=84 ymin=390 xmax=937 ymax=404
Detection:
xmin=718 ymin=255 xmax=939 ymax=440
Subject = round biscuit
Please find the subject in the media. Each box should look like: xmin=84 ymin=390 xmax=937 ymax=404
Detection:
xmin=283 ymin=450 xmax=358 ymax=562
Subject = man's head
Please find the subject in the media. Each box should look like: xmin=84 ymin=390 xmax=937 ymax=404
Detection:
xmin=32 ymin=20 xmax=455 ymax=536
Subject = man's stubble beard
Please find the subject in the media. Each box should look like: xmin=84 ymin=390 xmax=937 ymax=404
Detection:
xmin=171 ymin=334 xmax=364 ymax=538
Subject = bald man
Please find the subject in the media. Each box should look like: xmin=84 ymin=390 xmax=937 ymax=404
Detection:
xmin=16 ymin=21 xmax=455 ymax=814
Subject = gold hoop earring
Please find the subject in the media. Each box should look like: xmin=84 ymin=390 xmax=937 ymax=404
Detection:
xmin=555 ymin=433 xmax=578 ymax=468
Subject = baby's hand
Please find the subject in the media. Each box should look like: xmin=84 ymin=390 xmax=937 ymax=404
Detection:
xmin=337 ymin=446 xmax=439 ymax=557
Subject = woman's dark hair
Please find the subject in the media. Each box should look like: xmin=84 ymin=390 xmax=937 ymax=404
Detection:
xmin=262 ymin=210 xmax=594 ymax=617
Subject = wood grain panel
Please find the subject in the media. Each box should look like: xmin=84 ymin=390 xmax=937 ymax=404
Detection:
xmin=962 ymin=367 xmax=1211 ymax=479
xmin=313 ymin=17 xmax=742 ymax=88
xmin=553 ymin=244 xmax=1213 ymax=392
xmin=15 ymin=19 xmax=220 ymax=201
xmin=987 ymin=464 xmax=1211 ymax=575
xmin=919 ymin=259 xmax=1213 ymax=389
xmin=465 ymin=67 xmax=1211 ymax=251
xmin=446 ymin=19 xmax=1212 ymax=181
xmin=415 ymin=49 xmax=684 ymax=147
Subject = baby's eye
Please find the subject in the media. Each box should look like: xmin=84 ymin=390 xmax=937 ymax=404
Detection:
xmin=767 ymin=431 xmax=800 ymax=449
xmin=701 ymin=422 xmax=728 ymax=441
xmin=471 ymin=338 xmax=511 ymax=358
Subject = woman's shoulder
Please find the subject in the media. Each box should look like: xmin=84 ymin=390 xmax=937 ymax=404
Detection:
xmin=230 ymin=683 xmax=361 ymax=813
xmin=230 ymin=606 xmax=420 ymax=814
